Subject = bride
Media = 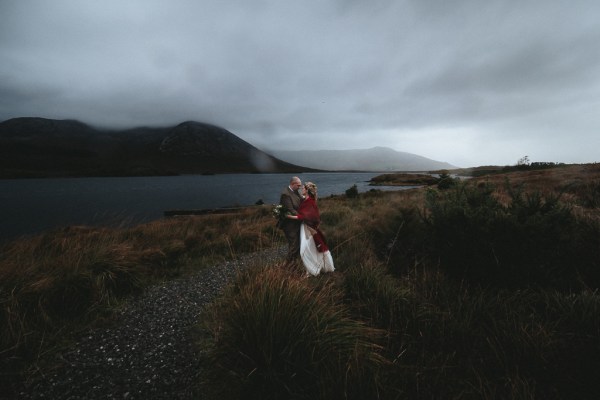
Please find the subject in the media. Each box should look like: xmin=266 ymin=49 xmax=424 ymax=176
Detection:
xmin=285 ymin=182 xmax=335 ymax=276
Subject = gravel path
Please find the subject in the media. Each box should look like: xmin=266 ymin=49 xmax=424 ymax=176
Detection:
xmin=17 ymin=246 xmax=287 ymax=400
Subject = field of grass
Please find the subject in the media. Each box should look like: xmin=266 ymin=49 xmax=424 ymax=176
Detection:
xmin=2 ymin=163 xmax=600 ymax=398
xmin=0 ymin=207 xmax=281 ymax=395
xmin=200 ymin=164 xmax=600 ymax=399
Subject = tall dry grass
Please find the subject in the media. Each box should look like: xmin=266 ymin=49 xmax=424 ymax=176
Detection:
xmin=201 ymin=266 xmax=387 ymax=400
xmin=0 ymin=205 xmax=281 ymax=394
xmin=3 ymin=165 xmax=600 ymax=398
xmin=199 ymin=167 xmax=600 ymax=399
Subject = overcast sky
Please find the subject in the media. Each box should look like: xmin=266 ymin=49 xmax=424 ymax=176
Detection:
xmin=1 ymin=0 xmax=599 ymax=167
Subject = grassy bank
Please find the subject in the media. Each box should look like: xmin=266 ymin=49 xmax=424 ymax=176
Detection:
xmin=0 ymin=206 xmax=281 ymax=395
xmin=2 ymin=163 xmax=600 ymax=398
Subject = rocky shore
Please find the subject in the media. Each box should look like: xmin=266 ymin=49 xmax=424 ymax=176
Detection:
xmin=17 ymin=247 xmax=286 ymax=400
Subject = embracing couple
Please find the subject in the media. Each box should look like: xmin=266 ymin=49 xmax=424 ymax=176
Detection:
xmin=279 ymin=176 xmax=335 ymax=276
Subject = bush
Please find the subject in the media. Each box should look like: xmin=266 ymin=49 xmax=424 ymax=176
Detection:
xmin=389 ymin=284 xmax=600 ymax=399
xmin=567 ymin=180 xmax=600 ymax=208
xmin=424 ymin=182 xmax=600 ymax=290
xmin=345 ymin=184 xmax=359 ymax=198
xmin=436 ymin=172 xmax=458 ymax=190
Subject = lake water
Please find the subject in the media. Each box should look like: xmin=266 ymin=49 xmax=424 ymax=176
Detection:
xmin=0 ymin=172 xmax=415 ymax=242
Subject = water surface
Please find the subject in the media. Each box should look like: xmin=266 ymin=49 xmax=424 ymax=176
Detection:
xmin=0 ymin=172 xmax=414 ymax=242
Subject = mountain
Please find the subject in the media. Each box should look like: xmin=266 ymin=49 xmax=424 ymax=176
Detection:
xmin=271 ymin=147 xmax=457 ymax=172
xmin=0 ymin=117 xmax=314 ymax=178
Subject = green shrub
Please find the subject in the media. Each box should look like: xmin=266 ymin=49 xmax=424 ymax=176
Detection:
xmin=436 ymin=172 xmax=458 ymax=190
xmin=376 ymin=275 xmax=600 ymax=399
xmin=567 ymin=180 xmax=600 ymax=208
xmin=345 ymin=184 xmax=359 ymax=198
xmin=424 ymin=182 xmax=600 ymax=290
xmin=374 ymin=206 xmax=430 ymax=273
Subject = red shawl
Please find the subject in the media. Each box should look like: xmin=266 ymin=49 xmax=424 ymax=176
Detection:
xmin=297 ymin=196 xmax=320 ymax=228
xmin=297 ymin=196 xmax=329 ymax=252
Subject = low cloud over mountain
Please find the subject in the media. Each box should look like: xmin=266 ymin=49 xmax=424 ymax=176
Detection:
xmin=0 ymin=118 xmax=313 ymax=178
xmin=272 ymin=147 xmax=456 ymax=172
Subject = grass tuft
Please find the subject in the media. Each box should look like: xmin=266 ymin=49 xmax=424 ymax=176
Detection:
xmin=201 ymin=266 xmax=386 ymax=400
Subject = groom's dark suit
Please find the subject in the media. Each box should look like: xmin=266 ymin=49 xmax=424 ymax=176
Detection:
xmin=280 ymin=186 xmax=303 ymax=262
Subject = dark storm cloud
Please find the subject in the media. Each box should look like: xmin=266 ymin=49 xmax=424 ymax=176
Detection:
xmin=1 ymin=0 xmax=600 ymax=166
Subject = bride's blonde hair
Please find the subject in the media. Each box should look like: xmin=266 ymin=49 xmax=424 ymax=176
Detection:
xmin=304 ymin=182 xmax=318 ymax=200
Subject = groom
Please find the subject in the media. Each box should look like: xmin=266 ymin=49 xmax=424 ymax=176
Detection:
xmin=279 ymin=176 xmax=303 ymax=264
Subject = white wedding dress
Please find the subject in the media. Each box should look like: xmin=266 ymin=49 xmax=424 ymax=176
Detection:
xmin=299 ymin=223 xmax=335 ymax=276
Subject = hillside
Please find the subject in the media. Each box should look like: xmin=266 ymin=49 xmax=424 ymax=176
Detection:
xmin=0 ymin=118 xmax=314 ymax=178
xmin=271 ymin=146 xmax=456 ymax=172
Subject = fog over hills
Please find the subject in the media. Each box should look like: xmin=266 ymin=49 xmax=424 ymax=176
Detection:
xmin=0 ymin=117 xmax=313 ymax=178
xmin=0 ymin=117 xmax=456 ymax=178
xmin=271 ymin=147 xmax=457 ymax=172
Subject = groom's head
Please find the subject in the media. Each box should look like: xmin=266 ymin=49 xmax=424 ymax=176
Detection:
xmin=290 ymin=176 xmax=302 ymax=192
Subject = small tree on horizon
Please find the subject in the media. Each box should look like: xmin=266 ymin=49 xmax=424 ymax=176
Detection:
xmin=517 ymin=155 xmax=530 ymax=166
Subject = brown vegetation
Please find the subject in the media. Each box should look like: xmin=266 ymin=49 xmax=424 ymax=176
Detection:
xmin=2 ymin=163 xmax=600 ymax=398
xmin=0 ymin=206 xmax=282 ymax=393
xmin=473 ymin=163 xmax=600 ymax=218
xmin=201 ymin=164 xmax=600 ymax=399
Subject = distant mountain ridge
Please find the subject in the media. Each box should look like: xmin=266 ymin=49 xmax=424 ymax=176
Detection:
xmin=0 ymin=117 xmax=457 ymax=178
xmin=0 ymin=117 xmax=314 ymax=178
xmin=271 ymin=147 xmax=456 ymax=171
